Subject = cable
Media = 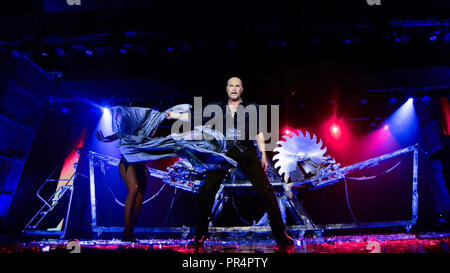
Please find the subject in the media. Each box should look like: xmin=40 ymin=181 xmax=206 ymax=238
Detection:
xmin=142 ymin=184 xmax=167 ymax=205
xmin=346 ymin=155 xmax=406 ymax=182
xmin=341 ymin=154 xmax=411 ymax=224
xmin=343 ymin=176 xmax=358 ymax=224
xmin=231 ymin=195 xmax=253 ymax=225
xmin=107 ymin=183 xmax=167 ymax=207
xmin=163 ymin=187 xmax=177 ymax=226
xmin=106 ymin=185 xmax=126 ymax=207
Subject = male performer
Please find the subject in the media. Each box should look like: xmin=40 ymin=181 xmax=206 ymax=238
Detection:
xmin=167 ymin=77 xmax=294 ymax=247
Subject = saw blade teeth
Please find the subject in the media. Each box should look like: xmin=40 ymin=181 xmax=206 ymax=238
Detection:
xmin=273 ymin=154 xmax=281 ymax=162
xmin=274 ymin=161 xmax=282 ymax=169
xmin=270 ymin=127 xmax=335 ymax=183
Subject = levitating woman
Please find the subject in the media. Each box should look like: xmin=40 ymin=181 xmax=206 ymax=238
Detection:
xmin=96 ymin=129 xmax=148 ymax=242
xmin=96 ymin=104 xmax=236 ymax=242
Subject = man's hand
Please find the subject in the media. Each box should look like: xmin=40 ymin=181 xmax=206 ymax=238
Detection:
xmin=261 ymin=155 xmax=269 ymax=171
xmin=165 ymin=110 xmax=179 ymax=120
xmin=166 ymin=111 xmax=190 ymax=122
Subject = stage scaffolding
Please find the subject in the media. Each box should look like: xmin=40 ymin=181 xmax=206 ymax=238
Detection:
xmin=88 ymin=145 xmax=420 ymax=238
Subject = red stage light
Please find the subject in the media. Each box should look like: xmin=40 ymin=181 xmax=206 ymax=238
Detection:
xmin=331 ymin=124 xmax=340 ymax=135
xmin=283 ymin=127 xmax=292 ymax=135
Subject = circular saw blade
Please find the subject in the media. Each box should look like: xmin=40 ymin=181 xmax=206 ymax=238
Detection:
xmin=273 ymin=129 xmax=328 ymax=183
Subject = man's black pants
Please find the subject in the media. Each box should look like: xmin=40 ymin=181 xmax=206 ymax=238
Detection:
xmin=193 ymin=145 xmax=286 ymax=239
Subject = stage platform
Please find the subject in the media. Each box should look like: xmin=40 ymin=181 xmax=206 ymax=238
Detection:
xmin=1 ymin=232 xmax=449 ymax=253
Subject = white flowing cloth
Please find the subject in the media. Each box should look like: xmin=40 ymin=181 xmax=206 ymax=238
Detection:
xmin=110 ymin=104 xmax=237 ymax=171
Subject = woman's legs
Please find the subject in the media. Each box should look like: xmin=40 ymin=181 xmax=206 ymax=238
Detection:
xmin=130 ymin=165 xmax=148 ymax=235
xmin=119 ymin=162 xmax=147 ymax=240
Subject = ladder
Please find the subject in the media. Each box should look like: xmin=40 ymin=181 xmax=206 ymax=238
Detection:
xmin=22 ymin=168 xmax=76 ymax=239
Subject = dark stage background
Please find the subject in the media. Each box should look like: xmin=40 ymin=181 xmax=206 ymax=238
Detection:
xmin=0 ymin=0 xmax=449 ymax=238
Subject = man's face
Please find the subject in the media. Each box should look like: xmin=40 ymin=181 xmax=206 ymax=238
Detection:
xmin=226 ymin=77 xmax=243 ymax=101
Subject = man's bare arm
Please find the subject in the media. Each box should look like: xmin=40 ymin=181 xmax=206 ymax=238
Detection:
xmin=256 ymin=132 xmax=269 ymax=171
xmin=166 ymin=111 xmax=190 ymax=122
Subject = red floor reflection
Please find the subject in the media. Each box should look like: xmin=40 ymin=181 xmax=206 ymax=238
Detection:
xmin=1 ymin=233 xmax=449 ymax=253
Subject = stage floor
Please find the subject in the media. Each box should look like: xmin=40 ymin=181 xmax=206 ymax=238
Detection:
xmin=1 ymin=232 xmax=450 ymax=253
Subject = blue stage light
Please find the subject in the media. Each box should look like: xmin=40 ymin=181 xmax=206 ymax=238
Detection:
xmin=90 ymin=106 xmax=121 ymax=158
xmin=421 ymin=96 xmax=432 ymax=103
xmin=98 ymin=107 xmax=113 ymax=137
xmin=386 ymin=97 xmax=420 ymax=146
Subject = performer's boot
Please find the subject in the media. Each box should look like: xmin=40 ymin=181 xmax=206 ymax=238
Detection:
xmin=264 ymin=190 xmax=295 ymax=247
xmin=274 ymin=232 xmax=295 ymax=247
xmin=122 ymin=229 xmax=138 ymax=242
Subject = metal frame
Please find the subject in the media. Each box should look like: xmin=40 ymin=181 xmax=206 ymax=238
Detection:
xmin=289 ymin=144 xmax=420 ymax=233
xmin=208 ymin=182 xmax=316 ymax=231
xmin=88 ymin=145 xmax=420 ymax=237
xmin=89 ymin=151 xmax=192 ymax=236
